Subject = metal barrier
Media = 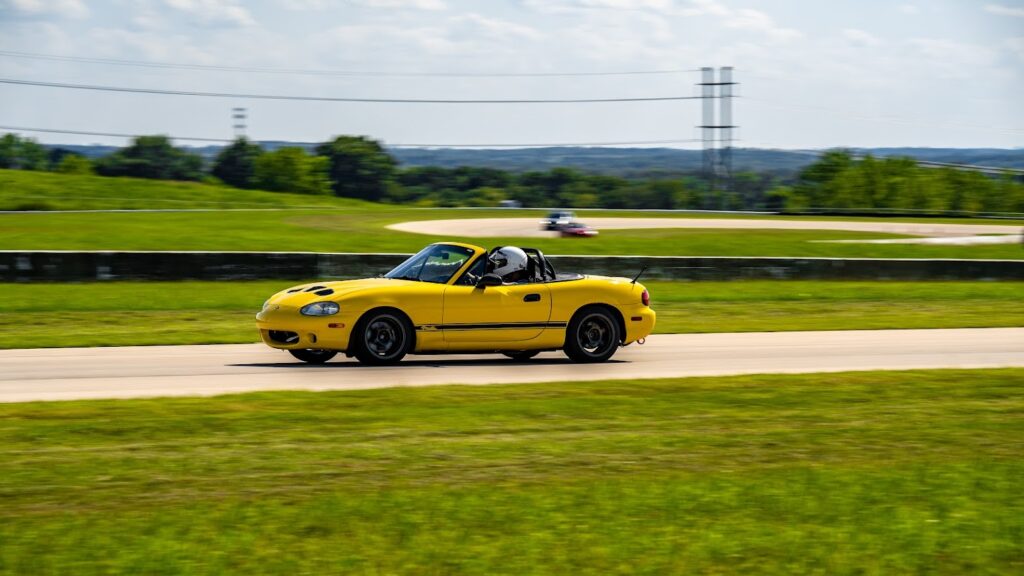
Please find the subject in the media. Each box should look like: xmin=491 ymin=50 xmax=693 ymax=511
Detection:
xmin=2 ymin=251 xmax=1022 ymax=281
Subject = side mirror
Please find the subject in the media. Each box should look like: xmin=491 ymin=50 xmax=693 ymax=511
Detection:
xmin=475 ymin=273 xmax=503 ymax=288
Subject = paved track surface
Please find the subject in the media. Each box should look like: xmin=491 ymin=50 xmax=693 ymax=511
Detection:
xmin=2 ymin=328 xmax=1022 ymax=402
xmin=388 ymin=217 xmax=1023 ymax=238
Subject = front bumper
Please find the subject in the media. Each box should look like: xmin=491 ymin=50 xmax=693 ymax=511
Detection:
xmin=255 ymin=306 xmax=354 ymax=351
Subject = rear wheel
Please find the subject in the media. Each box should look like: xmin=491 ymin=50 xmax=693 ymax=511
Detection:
xmin=564 ymin=308 xmax=620 ymax=363
xmin=288 ymin=349 xmax=338 ymax=364
xmin=502 ymin=350 xmax=540 ymax=361
xmin=352 ymin=311 xmax=413 ymax=366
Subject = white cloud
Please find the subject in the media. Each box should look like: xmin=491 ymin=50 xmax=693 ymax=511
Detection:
xmin=907 ymin=38 xmax=998 ymax=78
xmin=1006 ymin=37 xmax=1024 ymax=61
xmin=87 ymin=27 xmax=214 ymax=63
xmin=843 ymin=28 xmax=882 ymax=47
xmin=522 ymin=0 xmax=800 ymax=43
xmin=723 ymin=7 xmax=801 ymax=42
xmin=521 ymin=0 xmax=676 ymax=12
xmin=317 ymin=24 xmax=464 ymax=57
xmin=453 ymin=14 xmax=542 ymax=40
xmin=279 ymin=0 xmax=331 ymax=9
xmin=1 ymin=0 xmax=89 ymax=18
xmin=163 ymin=0 xmax=255 ymax=27
xmin=985 ymin=3 xmax=1024 ymax=18
xmin=573 ymin=0 xmax=675 ymax=9
xmin=562 ymin=9 xmax=677 ymax=62
xmin=355 ymin=0 xmax=447 ymax=10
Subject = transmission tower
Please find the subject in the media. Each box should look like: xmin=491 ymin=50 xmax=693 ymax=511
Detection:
xmin=697 ymin=67 xmax=738 ymax=194
xmin=232 ymin=107 xmax=247 ymax=139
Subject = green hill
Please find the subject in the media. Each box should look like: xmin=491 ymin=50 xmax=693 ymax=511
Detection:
xmin=0 ymin=169 xmax=377 ymax=211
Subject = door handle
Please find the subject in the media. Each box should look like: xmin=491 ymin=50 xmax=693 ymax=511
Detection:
xmin=523 ymin=293 xmax=541 ymax=302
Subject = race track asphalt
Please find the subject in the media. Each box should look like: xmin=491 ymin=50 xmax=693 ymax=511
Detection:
xmin=387 ymin=217 xmax=1024 ymax=239
xmin=2 ymin=328 xmax=1022 ymax=402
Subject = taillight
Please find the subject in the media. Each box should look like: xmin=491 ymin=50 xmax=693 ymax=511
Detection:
xmin=641 ymin=289 xmax=650 ymax=306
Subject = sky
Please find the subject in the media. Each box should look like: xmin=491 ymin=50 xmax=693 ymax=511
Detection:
xmin=0 ymin=0 xmax=1022 ymax=149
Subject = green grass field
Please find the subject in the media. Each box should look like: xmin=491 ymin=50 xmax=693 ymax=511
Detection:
xmin=2 ymin=280 xmax=1021 ymax=349
xmin=2 ymin=170 xmax=1023 ymax=258
xmin=0 ymin=169 xmax=373 ymax=211
xmin=4 ymin=207 xmax=1024 ymax=259
xmin=1 ymin=369 xmax=1021 ymax=574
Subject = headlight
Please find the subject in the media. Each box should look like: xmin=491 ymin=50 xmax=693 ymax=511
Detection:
xmin=262 ymin=299 xmax=271 ymax=311
xmin=300 ymin=301 xmax=340 ymax=316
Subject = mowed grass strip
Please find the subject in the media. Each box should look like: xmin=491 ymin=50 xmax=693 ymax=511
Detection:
xmin=4 ymin=169 xmax=1023 ymax=226
xmin=3 ymin=208 xmax=1024 ymax=259
xmin=0 ymin=369 xmax=1021 ymax=574
xmin=0 ymin=280 xmax=1021 ymax=349
xmin=3 ymin=170 xmax=1024 ymax=258
xmin=0 ymin=169 xmax=374 ymax=211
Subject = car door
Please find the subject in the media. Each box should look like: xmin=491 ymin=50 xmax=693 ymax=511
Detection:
xmin=442 ymin=282 xmax=552 ymax=343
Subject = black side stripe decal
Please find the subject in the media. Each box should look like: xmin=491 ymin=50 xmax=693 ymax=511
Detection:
xmin=416 ymin=322 xmax=567 ymax=331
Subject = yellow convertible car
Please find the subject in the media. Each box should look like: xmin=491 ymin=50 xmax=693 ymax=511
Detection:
xmin=255 ymin=242 xmax=655 ymax=365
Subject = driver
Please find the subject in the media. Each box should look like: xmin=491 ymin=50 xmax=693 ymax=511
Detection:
xmin=488 ymin=246 xmax=530 ymax=284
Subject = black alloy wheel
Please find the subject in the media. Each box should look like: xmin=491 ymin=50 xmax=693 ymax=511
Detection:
xmin=353 ymin=311 xmax=413 ymax=365
xmin=289 ymin=349 xmax=338 ymax=364
xmin=564 ymin=308 xmax=620 ymax=363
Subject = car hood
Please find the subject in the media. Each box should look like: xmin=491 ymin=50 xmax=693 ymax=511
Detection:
xmin=266 ymin=278 xmax=415 ymax=307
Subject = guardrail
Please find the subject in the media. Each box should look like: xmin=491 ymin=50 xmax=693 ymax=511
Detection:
xmin=2 ymin=251 xmax=1022 ymax=281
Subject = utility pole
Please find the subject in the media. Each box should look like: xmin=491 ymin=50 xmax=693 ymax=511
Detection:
xmin=717 ymin=66 xmax=735 ymax=190
xmin=699 ymin=67 xmax=716 ymax=192
xmin=697 ymin=67 xmax=738 ymax=199
xmin=232 ymin=107 xmax=247 ymax=139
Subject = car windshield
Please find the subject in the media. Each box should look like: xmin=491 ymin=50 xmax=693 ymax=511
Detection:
xmin=385 ymin=244 xmax=475 ymax=284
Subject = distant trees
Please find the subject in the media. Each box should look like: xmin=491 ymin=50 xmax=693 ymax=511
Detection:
xmin=391 ymin=166 xmax=704 ymax=210
xmin=315 ymin=136 xmax=396 ymax=201
xmin=94 ymin=136 xmax=204 ymax=181
xmin=212 ymin=137 xmax=263 ymax=189
xmin=55 ymin=154 xmax=93 ymax=175
xmin=0 ymin=134 xmax=47 ymax=170
xmin=254 ymin=147 xmax=331 ymax=195
xmin=783 ymin=150 xmax=1024 ymax=215
xmin=1 ymin=132 xmax=1020 ymax=214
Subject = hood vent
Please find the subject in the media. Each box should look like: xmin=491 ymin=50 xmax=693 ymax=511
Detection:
xmin=304 ymin=285 xmax=326 ymax=292
xmin=287 ymin=288 xmax=302 ymax=293
xmin=314 ymin=288 xmax=334 ymax=296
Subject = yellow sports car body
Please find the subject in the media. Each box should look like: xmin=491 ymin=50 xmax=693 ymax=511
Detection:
xmin=255 ymin=242 xmax=655 ymax=365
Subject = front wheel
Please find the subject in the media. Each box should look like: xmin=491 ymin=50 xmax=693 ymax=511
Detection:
xmin=564 ymin=308 xmax=620 ymax=363
xmin=289 ymin=349 xmax=338 ymax=364
xmin=352 ymin=311 xmax=413 ymax=366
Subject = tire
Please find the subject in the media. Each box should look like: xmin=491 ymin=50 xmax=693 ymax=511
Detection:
xmin=289 ymin=349 xmax=338 ymax=364
xmin=564 ymin=307 xmax=620 ymax=363
xmin=352 ymin=310 xmax=413 ymax=366
xmin=502 ymin=350 xmax=540 ymax=361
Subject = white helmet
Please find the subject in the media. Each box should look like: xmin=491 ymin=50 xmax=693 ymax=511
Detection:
xmin=489 ymin=246 xmax=529 ymax=279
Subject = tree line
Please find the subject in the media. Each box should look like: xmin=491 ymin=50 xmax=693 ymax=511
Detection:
xmin=2 ymin=133 xmax=1021 ymax=215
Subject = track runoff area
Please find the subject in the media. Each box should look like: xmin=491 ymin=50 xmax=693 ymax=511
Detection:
xmin=4 ymin=216 xmax=1024 ymax=400
xmin=1 ymin=328 xmax=1021 ymax=402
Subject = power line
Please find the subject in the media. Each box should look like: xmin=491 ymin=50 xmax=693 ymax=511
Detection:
xmin=0 ymin=78 xmax=707 ymax=104
xmin=5 ymin=124 xmax=1016 ymax=173
xmin=0 ymin=126 xmax=230 ymax=143
xmin=0 ymin=125 xmax=710 ymax=148
xmin=391 ymin=139 xmax=709 ymax=148
xmin=0 ymin=50 xmax=700 ymax=78
xmin=751 ymin=143 xmax=1024 ymax=176
xmin=744 ymin=96 xmax=1024 ymax=136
